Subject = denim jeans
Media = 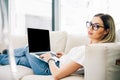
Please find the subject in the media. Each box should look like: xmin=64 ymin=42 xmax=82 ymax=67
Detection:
xmin=0 ymin=46 xmax=59 ymax=75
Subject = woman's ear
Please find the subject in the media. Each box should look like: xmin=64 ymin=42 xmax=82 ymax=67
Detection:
xmin=104 ymin=29 xmax=110 ymax=35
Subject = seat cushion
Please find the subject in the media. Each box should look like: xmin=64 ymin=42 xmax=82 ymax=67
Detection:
xmin=0 ymin=65 xmax=34 ymax=80
xmin=22 ymin=74 xmax=84 ymax=80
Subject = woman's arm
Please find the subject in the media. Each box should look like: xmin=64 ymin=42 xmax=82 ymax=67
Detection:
xmin=40 ymin=52 xmax=83 ymax=80
xmin=48 ymin=60 xmax=82 ymax=80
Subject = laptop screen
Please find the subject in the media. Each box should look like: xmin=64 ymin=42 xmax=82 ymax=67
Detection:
xmin=27 ymin=28 xmax=50 ymax=52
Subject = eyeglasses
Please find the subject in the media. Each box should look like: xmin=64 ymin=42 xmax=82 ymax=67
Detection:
xmin=86 ymin=21 xmax=104 ymax=31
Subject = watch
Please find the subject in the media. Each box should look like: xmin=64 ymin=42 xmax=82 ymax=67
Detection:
xmin=48 ymin=56 xmax=59 ymax=63
xmin=48 ymin=58 xmax=55 ymax=63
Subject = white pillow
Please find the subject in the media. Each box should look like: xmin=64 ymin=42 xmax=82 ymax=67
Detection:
xmin=50 ymin=31 xmax=67 ymax=53
xmin=11 ymin=35 xmax=28 ymax=49
xmin=64 ymin=34 xmax=89 ymax=54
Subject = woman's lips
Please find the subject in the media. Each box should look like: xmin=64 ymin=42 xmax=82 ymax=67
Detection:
xmin=88 ymin=31 xmax=93 ymax=35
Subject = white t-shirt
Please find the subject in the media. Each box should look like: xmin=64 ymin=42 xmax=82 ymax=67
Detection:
xmin=59 ymin=45 xmax=85 ymax=67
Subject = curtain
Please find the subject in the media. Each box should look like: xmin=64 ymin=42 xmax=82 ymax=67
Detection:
xmin=0 ymin=0 xmax=18 ymax=80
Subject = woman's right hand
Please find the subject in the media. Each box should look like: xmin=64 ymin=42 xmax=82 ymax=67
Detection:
xmin=56 ymin=52 xmax=64 ymax=58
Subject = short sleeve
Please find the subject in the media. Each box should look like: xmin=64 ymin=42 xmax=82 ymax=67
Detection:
xmin=71 ymin=45 xmax=85 ymax=66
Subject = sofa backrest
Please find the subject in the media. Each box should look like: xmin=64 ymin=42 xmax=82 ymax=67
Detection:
xmin=64 ymin=34 xmax=89 ymax=54
xmin=0 ymin=31 xmax=89 ymax=54
xmin=0 ymin=31 xmax=68 ymax=53
xmin=50 ymin=31 xmax=67 ymax=53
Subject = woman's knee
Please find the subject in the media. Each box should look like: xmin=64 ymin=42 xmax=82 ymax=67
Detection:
xmin=14 ymin=46 xmax=29 ymax=57
xmin=17 ymin=56 xmax=31 ymax=68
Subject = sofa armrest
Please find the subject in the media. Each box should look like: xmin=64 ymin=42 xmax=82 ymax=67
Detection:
xmin=84 ymin=43 xmax=120 ymax=80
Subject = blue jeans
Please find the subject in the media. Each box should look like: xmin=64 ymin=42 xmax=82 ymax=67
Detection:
xmin=0 ymin=46 xmax=59 ymax=75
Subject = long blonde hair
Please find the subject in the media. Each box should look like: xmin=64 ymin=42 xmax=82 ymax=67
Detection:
xmin=94 ymin=13 xmax=116 ymax=43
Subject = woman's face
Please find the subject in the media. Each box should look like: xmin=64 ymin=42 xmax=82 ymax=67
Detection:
xmin=87 ymin=16 xmax=109 ymax=42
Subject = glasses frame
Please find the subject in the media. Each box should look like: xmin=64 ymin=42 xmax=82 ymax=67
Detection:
xmin=86 ymin=21 xmax=104 ymax=31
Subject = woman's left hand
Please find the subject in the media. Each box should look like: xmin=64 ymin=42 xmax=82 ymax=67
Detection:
xmin=39 ymin=53 xmax=52 ymax=62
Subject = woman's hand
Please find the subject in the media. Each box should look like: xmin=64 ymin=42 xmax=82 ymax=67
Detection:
xmin=39 ymin=53 xmax=52 ymax=62
xmin=56 ymin=52 xmax=64 ymax=58
xmin=39 ymin=52 xmax=64 ymax=62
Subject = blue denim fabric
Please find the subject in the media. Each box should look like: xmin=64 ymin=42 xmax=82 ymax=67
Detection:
xmin=0 ymin=46 xmax=31 ymax=68
xmin=0 ymin=46 xmax=59 ymax=75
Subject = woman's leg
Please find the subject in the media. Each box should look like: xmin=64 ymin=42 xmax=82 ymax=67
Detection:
xmin=26 ymin=54 xmax=51 ymax=75
xmin=0 ymin=46 xmax=59 ymax=75
xmin=0 ymin=53 xmax=9 ymax=65
xmin=24 ymin=47 xmax=51 ymax=75
xmin=0 ymin=46 xmax=31 ymax=68
xmin=0 ymin=46 xmax=51 ymax=75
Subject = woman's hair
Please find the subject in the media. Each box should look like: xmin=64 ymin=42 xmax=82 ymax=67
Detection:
xmin=94 ymin=13 xmax=116 ymax=43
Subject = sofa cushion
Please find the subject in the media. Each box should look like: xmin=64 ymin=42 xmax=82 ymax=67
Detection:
xmin=50 ymin=31 xmax=67 ymax=53
xmin=9 ymin=31 xmax=67 ymax=53
xmin=22 ymin=74 xmax=84 ymax=80
xmin=0 ymin=65 xmax=34 ymax=80
xmin=22 ymin=75 xmax=54 ymax=80
xmin=64 ymin=34 xmax=89 ymax=54
xmin=11 ymin=35 xmax=28 ymax=49
xmin=0 ymin=43 xmax=7 ymax=52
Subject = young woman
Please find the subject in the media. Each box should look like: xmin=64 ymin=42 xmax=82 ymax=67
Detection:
xmin=0 ymin=13 xmax=116 ymax=80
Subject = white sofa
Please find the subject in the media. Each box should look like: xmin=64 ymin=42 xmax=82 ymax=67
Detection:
xmin=0 ymin=31 xmax=120 ymax=80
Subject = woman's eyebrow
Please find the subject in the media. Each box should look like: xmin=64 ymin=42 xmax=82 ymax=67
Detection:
xmin=92 ymin=22 xmax=101 ymax=25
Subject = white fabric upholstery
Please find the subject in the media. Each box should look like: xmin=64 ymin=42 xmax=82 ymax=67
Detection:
xmin=64 ymin=34 xmax=89 ymax=54
xmin=0 ymin=65 xmax=33 ymax=80
xmin=105 ymin=43 xmax=120 ymax=80
xmin=8 ymin=31 xmax=67 ymax=52
xmin=0 ymin=42 xmax=7 ymax=52
xmin=84 ymin=43 xmax=120 ymax=80
xmin=10 ymin=35 xmax=28 ymax=49
xmin=0 ymin=31 xmax=120 ymax=80
xmin=22 ymin=74 xmax=84 ymax=80
xmin=116 ymin=29 xmax=120 ymax=42
xmin=50 ymin=31 xmax=67 ymax=53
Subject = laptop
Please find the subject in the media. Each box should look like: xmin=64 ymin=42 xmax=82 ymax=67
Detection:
xmin=27 ymin=28 xmax=57 ymax=63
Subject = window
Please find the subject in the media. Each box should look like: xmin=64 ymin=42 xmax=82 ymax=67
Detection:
xmin=10 ymin=0 xmax=52 ymax=35
xmin=60 ymin=0 xmax=88 ymax=35
xmin=60 ymin=0 xmax=120 ymax=35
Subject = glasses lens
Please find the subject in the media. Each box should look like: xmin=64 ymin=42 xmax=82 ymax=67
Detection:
xmin=86 ymin=21 xmax=99 ymax=31
xmin=86 ymin=21 xmax=104 ymax=31
xmin=86 ymin=21 xmax=91 ymax=28
xmin=92 ymin=24 xmax=97 ymax=30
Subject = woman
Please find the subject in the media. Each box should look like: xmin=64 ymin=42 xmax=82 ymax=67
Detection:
xmin=0 ymin=13 xmax=116 ymax=80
